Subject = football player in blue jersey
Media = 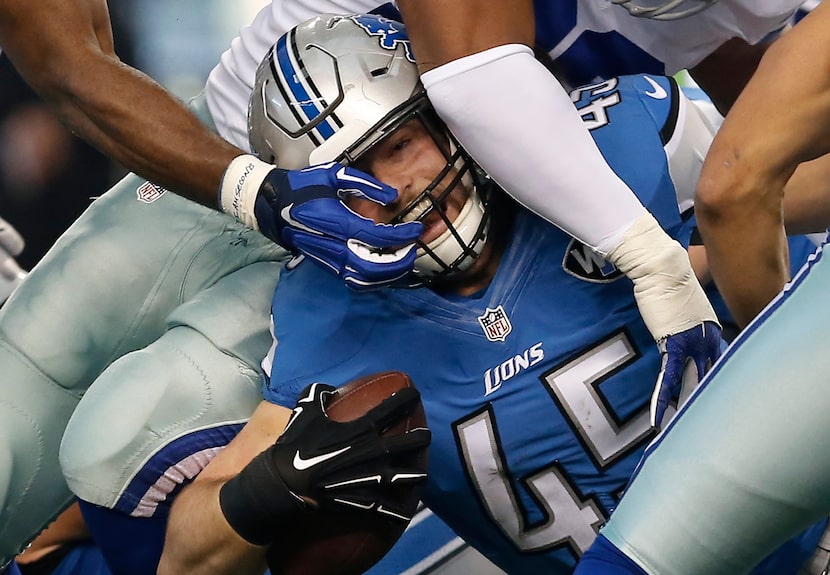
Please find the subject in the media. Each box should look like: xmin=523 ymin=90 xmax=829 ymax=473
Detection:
xmin=574 ymin=3 xmax=830 ymax=574
xmin=146 ymin=16 xmax=824 ymax=575
xmin=0 ymin=0 xmax=803 ymax=570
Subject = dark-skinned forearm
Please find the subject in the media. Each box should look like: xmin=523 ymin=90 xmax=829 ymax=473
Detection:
xmin=39 ymin=51 xmax=241 ymax=206
xmin=0 ymin=0 xmax=241 ymax=207
xmin=696 ymin=6 xmax=830 ymax=326
xmin=696 ymin=168 xmax=789 ymax=328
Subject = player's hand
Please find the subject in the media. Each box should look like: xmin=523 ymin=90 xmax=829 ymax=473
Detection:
xmin=605 ymin=212 xmax=723 ymax=428
xmin=272 ymin=382 xmax=429 ymax=514
xmin=219 ymin=383 xmax=430 ymax=545
xmin=650 ymin=321 xmax=722 ymax=429
xmin=220 ymin=155 xmax=422 ymax=290
xmin=0 ymin=217 xmax=26 ymax=305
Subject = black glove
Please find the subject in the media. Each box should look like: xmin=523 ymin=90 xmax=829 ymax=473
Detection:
xmin=220 ymin=383 xmax=430 ymax=545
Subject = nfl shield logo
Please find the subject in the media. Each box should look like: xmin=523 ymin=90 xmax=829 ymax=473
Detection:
xmin=136 ymin=182 xmax=167 ymax=203
xmin=478 ymin=305 xmax=512 ymax=342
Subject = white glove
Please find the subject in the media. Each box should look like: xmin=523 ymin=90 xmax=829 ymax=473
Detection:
xmin=0 ymin=216 xmax=27 ymax=305
xmin=607 ymin=212 xmax=722 ymax=428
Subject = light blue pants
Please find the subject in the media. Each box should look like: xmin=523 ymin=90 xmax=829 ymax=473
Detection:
xmin=601 ymin=240 xmax=830 ymax=575
xmin=0 ymin=94 xmax=288 ymax=563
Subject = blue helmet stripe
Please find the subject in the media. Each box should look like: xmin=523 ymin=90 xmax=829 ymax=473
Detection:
xmin=275 ymin=32 xmax=335 ymax=140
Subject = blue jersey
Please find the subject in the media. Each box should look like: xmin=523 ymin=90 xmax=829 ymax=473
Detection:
xmin=265 ymin=75 xmax=681 ymax=573
xmin=264 ymin=75 xmax=820 ymax=574
xmin=270 ymin=217 xmax=661 ymax=575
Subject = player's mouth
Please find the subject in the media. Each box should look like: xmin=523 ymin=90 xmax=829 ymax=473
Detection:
xmin=399 ymin=193 xmax=460 ymax=245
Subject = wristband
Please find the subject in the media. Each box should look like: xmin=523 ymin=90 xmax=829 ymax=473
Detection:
xmin=606 ymin=211 xmax=718 ymax=339
xmin=219 ymin=154 xmax=274 ymax=231
xmin=219 ymin=449 xmax=305 ymax=546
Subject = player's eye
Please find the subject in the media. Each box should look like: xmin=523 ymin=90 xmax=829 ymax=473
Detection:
xmin=391 ymin=138 xmax=411 ymax=154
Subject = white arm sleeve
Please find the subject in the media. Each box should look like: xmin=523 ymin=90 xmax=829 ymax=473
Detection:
xmin=421 ymin=44 xmax=646 ymax=256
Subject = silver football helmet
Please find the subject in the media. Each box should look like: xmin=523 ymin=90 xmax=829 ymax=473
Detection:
xmin=248 ymin=14 xmax=493 ymax=282
xmin=609 ymin=0 xmax=721 ymax=20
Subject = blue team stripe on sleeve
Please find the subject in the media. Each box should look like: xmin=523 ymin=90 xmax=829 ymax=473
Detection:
xmin=275 ymin=33 xmax=335 ymax=139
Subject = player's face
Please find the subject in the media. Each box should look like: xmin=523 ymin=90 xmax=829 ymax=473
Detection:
xmin=348 ymin=118 xmax=472 ymax=246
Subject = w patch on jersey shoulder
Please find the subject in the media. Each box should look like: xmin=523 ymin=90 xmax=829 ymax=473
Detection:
xmin=136 ymin=182 xmax=167 ymax=204
xmin=350 ymin=15 xmax=415 ymax=63
xmin=563 ymin=238 xmax=623 ymax=283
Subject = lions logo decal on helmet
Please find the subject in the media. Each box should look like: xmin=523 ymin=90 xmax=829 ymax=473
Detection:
xmin=350 ymin=15 xmax=416 ymax=63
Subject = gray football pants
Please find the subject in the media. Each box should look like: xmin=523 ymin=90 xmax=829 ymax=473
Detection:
xmin=0 ymin=93 xmax=288 ymax=563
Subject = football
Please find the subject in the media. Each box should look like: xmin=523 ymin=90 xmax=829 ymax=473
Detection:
xmin=267 ymin=371 xmax=428 ymax=575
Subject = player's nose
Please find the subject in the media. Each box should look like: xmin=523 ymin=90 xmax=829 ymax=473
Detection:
xmin=373 ymin=166 xmax=413 ymax=204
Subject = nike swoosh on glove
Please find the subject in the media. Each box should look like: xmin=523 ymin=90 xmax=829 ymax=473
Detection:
xmin=219 ymin=382 xmax=430 ymax=546
xmin=220 ymin=155 xmax=423 ymax=290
